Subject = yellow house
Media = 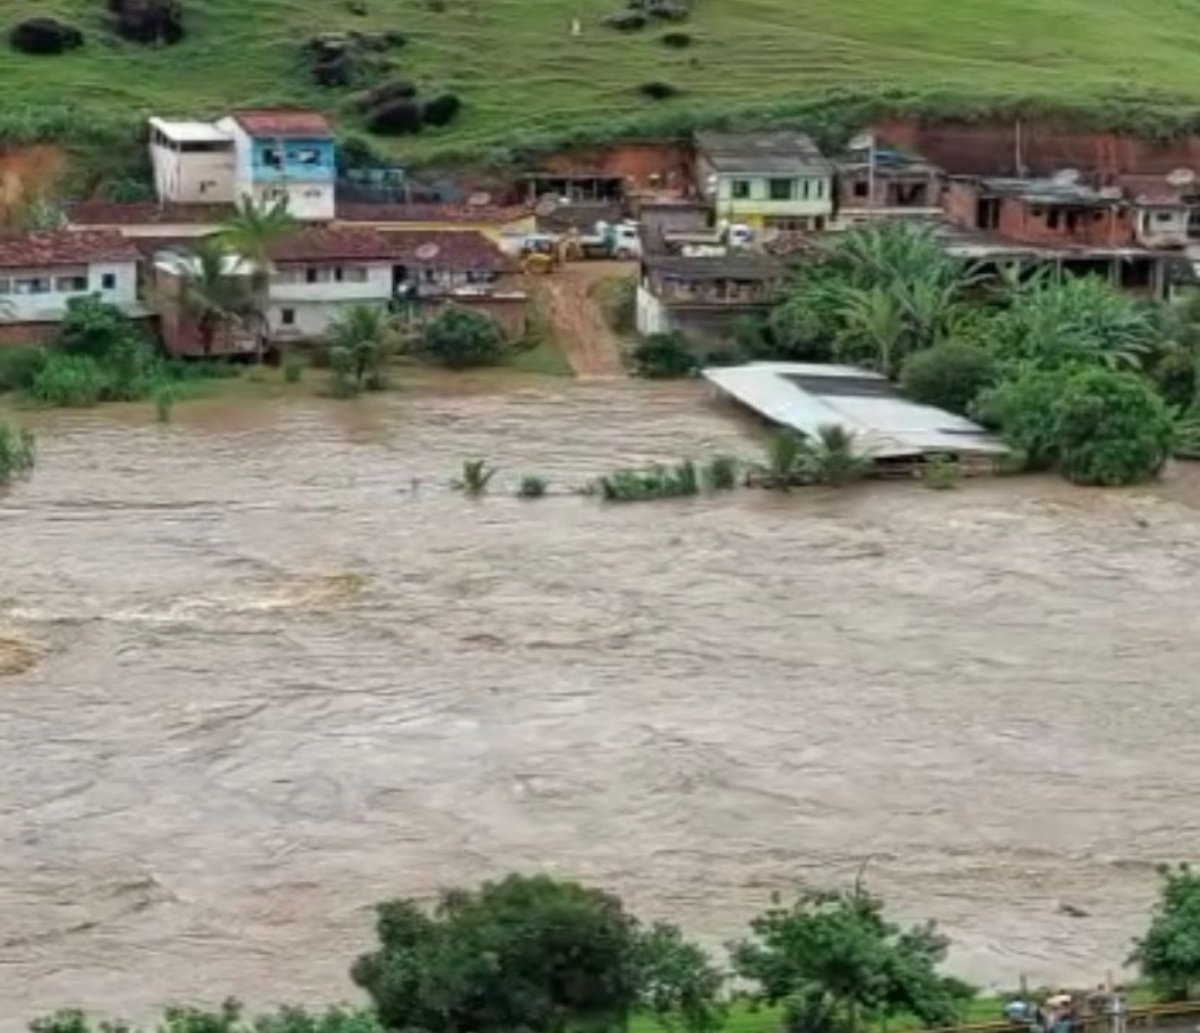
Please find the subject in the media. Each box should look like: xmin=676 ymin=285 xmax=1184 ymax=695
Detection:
xmin=695 ymin=130 xmax=834 ymax=233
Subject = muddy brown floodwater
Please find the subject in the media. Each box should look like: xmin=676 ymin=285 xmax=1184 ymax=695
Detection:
xmin=3 ymin=377 xmax=1200 ymax=1028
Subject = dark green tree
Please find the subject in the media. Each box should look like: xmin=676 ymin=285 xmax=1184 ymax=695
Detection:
xmin=731 ymin=883 xmax=970 ymax=1033
xmin=1129 ymin=863 xmax=1200 ymax=999
xmin=900 ymin=342 xmax=996 ymax=415
xmin=416 ymin=305 xmax=508 ymax=368
xmin=351 ymin=873 xmax=722 ymax=1033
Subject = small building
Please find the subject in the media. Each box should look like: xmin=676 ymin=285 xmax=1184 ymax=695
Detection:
xmin=148 ymin=118 xmax=237 ymax=205
xmin=1115 ymin=175 xmax=1194 ymax=250
xmin=943 ymin=176 xmax=1133 ymax=248
xmin=214 ymin=109 xmax=337 ymax=222
xmin=834 ymin=137 xmax=942 ymax=228
xmin=703 ymin=362 xmax=1008 ymax=465
xmin=695 ymin=130 xmax=834 ymax=234
xmin=380 ymin=230 xmax=511 ymax=297
xmin=636 ymin=253 xmax=785 ymax=345
xmin=0 ymin=232 xmax=143 ymax=343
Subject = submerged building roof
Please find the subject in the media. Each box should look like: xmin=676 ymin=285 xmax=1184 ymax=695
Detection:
xmin=704 ymin=362 xmax=1008 ymax=460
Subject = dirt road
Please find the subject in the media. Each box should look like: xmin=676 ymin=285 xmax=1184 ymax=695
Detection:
xmin=532 ymin=261 xmax=631 ymax=378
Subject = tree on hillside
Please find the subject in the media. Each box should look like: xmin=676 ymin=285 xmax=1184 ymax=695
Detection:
xmin=179 ymin=238 xmax=254 ymax=357
xmin=731 ymin=881 xmax=971 ymax=1033
xmin=351 ymin=873 xmax=724 ymax=1033
xmin=30 ymin=1000 xmax=384 ymax=1033
xmin=220 ymin=196 xmax=298 ymax=358
xmin=1130 ymin=863 xmax=1200 ymax=999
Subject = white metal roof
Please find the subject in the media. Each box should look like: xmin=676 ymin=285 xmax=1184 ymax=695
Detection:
xmin=703 ymin=362 xmax=1008 ymax=459
xmin=148 ymin=117 xmax=232 ymax=144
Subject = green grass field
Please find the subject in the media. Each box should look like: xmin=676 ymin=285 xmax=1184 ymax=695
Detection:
xmin=5 ymin=0 xmax=1200 ymax=162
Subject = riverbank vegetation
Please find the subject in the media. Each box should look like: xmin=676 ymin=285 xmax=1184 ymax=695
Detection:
xmin=0 ymin=421 xmax=35 ymax=483
xmin=652 ymin=221 xmax=1197 ymax=487
xmin=32 ymin=865 xmax=1200 ymax=1033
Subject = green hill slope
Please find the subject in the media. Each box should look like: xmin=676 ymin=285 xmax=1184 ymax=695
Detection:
xmin=5 ymin=0 xmax=1200 ymax=162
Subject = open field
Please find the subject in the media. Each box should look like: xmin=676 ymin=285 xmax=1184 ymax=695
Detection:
xmin=5 ymin=0 xmax=1200 ymax=162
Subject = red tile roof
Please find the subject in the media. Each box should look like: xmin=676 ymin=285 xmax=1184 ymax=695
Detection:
xmin=232 ymin=108 xmax=333 ymax=137
xmin=268 ymin=227 xmax=401 ymax=263
xmin=0 ymin=231 xmax=141 ymax=269
xmin=68 ymin=201 xmax=235 ymax=227
xmin=336 ymin=201 xmax=528 ymax=225
xmin=1114 ymin=174 xmax=1193 ymax=205
xmin=381 ymin=230 xmax=507 ymax=271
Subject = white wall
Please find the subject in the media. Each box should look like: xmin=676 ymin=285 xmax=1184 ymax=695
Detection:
xmin=636 ymin=283 xmax=673 ymax=337
xmin=249 ymin=182 xmax=336 ymax=222
xmin=0 ymin=261 xmax=140 ymax=323
xmin=267 ymin=298 xmax=389 ymax=341
xmin=269 ymin=262 xmax=392 ymax=304
xmin=150 ymin=141 xmax=236 ymax=204
xmin=1138 ymin=207 xmax=1190 ymax=248
xmin=714 ymin=173 xmax=834 ymax=219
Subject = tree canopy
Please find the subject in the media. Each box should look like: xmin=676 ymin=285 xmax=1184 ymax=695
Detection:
xmin=1130 ymin=863 xmax=1200 ymax=999
xmin=731 ymin=883 xmax=971 ymax=1033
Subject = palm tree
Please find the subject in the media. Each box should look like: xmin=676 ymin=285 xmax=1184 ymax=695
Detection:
xmin=808 ymin=424 xmax=873 ymax=486
xmin=839 ymin=286 xmax=907 ymax=375
xmin=327 ymin=303 xmax=393 ymax=395
xmin=178 ymin=238 xmax=254 ymax=357
xmin=219 ymin=196 xmax=298 ymax=359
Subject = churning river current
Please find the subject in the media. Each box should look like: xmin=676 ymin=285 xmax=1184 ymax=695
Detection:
xmin=3 ymin=377 xmax=1200 ymax=1026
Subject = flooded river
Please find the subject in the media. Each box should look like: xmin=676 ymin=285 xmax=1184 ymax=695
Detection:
xmin=3 ymin=378 xmax=1200 ymax=1026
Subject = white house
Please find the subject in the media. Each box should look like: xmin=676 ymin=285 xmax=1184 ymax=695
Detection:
xmin=214 ymin=109 xmax=337 ymax=222
xmin=148 ymin=118 xmax=237 ymax=204
xmin=264 ymin=227 xmax=399 ymax=340
xmin=0 ymin=232 xmax=143 ymax=340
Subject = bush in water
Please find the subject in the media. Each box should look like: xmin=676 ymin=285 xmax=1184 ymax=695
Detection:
xmin=631 ymin=332 xmax=696 ymax=379
xmin=418 ymin=305 xmax=508 ymax=369
xmin=0 ymin=423 xmax=35 ymax=484
xmin=900 ymin=342 xmax=997 ymax=416
xmin=0 ymin=345 xmax=48 ymax=392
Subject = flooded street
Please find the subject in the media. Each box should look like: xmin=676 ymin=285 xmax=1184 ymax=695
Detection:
xmin=3 ymin=378 xmax=1200 ymax=1026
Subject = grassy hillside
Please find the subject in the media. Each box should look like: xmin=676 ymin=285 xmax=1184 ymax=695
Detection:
xmin=5 ymin=0 xmax=1200 ymax=163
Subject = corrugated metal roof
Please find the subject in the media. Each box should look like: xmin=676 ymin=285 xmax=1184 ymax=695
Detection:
xmin=703 ymin=362 xmax=1008 ymax=459
xmin=695 ymin=130 xmax=832 ymax=175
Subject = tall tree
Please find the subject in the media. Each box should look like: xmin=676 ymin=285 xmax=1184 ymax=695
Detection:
xmin=351 ymin=873 xmax=723 ymax=1033
xmin=732 ymin=882 xmax=971 ymax=1033
xmin=1130 ymin=863 xmax=1200 ymax=999
xmin=219 ymin=196 xmax=298 ymax=358
xmin=179 ymin=238 xmax=254 ymax=357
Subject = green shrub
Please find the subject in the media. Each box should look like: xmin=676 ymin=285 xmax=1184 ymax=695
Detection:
xmin=57 ymin=294 xmax=130 ymax=361
xmin=638 ymin=81 xmax=679 ymax=100
xmin=596 ymin=460 xmax=700 ymax=502
xmin=631 ymin=332 xmax=696 ymax=379
xmin=593 ymin=275 xmax=637 ymax=335
xmin=0 ymin=422 xmax=35 ymax=484
xmin=455 ymin=458 xmax=497 ymax=496
xmin=516 ymin=474 xmax=548 ymax=499
xmin=660 ymin=31 xmax=692 ymax=47
xmin=283 ymin=353 xmax=305 ymax=383
xmin=29 ymin=354 xmax=108 ymax=407
xmin=923 ymin=453 xmax=962 ymax=490
xmin=973 ymin=367 xmax=1073 ymax=472
xmin=808 ymin=424 xmax=872 ymax=485
xmin=422 ymin=93 xmax=462 ymax=127
xmin=703 ymin=454 xmax=738 ymax=491
xmin=0 ymin=345 xmax=48 ymax=392
xmin=1053 ymin=368 xmax=1174 ymax=485
xmin=418 ymin=305 xmax=508 ymax=368
xmin=900 ymin=342 xmax=997 ymax=416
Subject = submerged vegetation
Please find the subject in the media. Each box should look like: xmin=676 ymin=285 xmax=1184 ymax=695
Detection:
xmin=0 ymin=421 xmax=35 ymax=483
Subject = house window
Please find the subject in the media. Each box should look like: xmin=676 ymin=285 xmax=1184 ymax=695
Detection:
xmin=303 ymin=189 xmax=322 ymax=198
xmin=334 ymin=266 xmax=345 ymax=283
xmin=100 ymin=273 xmax=117 ymax=290
xmin=306 ymin=267 xmax=318 ymax=284
xmin=281 ymin=308 xmax=296 ymax=326
xmin=816 ymin=179 xmax=825 ymax=199
xmin=345 ymin=267 xmax=368 ymax=283
xmin=1046 ymin=209 xmax=1061 ymax=229
xmin=262 ymin=147 xmax=283 ymax=168
xmin=14 ymin=277 xmax=51 ymax=294
xmin=730 ymin=179 xmax=752 ymax=200
xmin=55 ymin=275 xmax=88 ymax=292
xmin=768 ymin=178 xmax=794 ymax=201
xmin=853 ymin=179 xmax=869 ymax=198
xmin=0 ymin=279 xmax=9 ymax=294
xmin=800 ymin=179 xmax=811 ymax=200
xmin=1156 ymin=211 xmax=1175 ymax=223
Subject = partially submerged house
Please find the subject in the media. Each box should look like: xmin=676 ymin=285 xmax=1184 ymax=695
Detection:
xmin=694 ymin=131 xmax=834 ymax=234
xmin=0 ymin=232 xmax=143 ymax=343
xmin=704 ymin=362 xmax=1007 ymax=466
xmin=636 ymin=252 xmax=785 ymax=344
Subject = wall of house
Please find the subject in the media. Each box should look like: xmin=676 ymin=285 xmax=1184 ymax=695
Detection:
xmin=636 ymin=284 xmax=672 ymax=336
xmin=270 ymin=262 xmax=392 ymax=303
xmin=995 ymin=198 xmax=1132 ymax=246
xmin=710 ymin=174 xmax=833 ymax=228
xmin=217 ymin=119 xmax=335 ymax=220
xmin=0 ymin=261 xmax=139 ymax=323
xmin=1136 ymin=207 xmax=1190 ymax=248
xmin=149 ymin=141 xmax=236 ymax=204
xmin=267 ymin=298 xmax=388 ymax=341
xmin=942 ymin=179 xmax=982 ymax=228
xmin=0 ymin=320 xmax=58 ymax=346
